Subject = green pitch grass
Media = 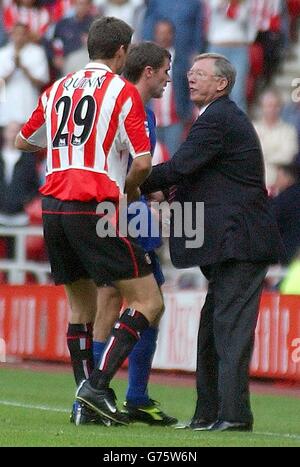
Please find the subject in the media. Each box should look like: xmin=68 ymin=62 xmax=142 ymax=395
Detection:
xmin=0 ymin=366 xmax=299 ymax=447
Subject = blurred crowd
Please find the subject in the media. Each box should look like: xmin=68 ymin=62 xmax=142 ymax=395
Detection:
xmin=0 ymin=0 xmax=300 ymax=289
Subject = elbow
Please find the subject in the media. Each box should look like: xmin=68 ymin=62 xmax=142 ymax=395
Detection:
xmin=15 ymin=134 xmax=22 ymax=150
xmin=15 ymin=133 xmax=26 ymax=150
xmin=15 ymin=133 xmax=41 ymax=152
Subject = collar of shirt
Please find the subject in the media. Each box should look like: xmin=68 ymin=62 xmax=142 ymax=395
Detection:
xmin=199 ymin=103 xmax=211 ymax=116
xmin=84 ymin=62 xmax=113 ymax=73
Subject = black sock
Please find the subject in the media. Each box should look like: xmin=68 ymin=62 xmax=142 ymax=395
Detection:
xmin=67 ymin=323 xmax=94 ymax=386
xmin=89 ymin=308 xmax=149 ymax=390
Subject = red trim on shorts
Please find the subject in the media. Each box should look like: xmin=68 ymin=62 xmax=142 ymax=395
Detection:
xmin=119 ymin=236 xmax=139 ymax=278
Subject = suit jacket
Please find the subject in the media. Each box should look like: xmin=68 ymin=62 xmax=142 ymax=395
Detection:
xmin=141 ymin=95 xmax=285 ymax=268
xmin=271 ymin=182 xmax=300 ymax=264
xmin=0 ymin=151 xmax=39 ymax=214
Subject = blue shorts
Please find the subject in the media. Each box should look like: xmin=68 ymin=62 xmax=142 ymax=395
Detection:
xmin=147 ymin=250 xmax=165 ymax=287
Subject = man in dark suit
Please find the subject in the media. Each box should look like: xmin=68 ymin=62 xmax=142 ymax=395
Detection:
xmin=271 ymin=163 xmax=300 ymax=265
xmin=141 ymin=53 xmax=285 ymax=432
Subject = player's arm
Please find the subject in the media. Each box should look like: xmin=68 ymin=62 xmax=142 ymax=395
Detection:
xmin=15 ymin=93 xmax=47 ymax=152
xmin=125 ymin=153 xmax=152 ymax=202
xmin=15 ymin=133 xmax=44 ymax=152
xmin=122 ymin=85 xmax=152 ymax=201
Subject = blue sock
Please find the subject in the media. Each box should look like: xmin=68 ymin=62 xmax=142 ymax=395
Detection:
xmin=93 ymin=340 xmax=107 ymax=367
xmin=126 ymin=326 xmax=158 ymax=406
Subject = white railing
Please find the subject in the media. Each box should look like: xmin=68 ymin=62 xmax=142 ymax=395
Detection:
xmin=0 ymin=225 xmax=288 ymax=287
xmin=0 ymin=226 xmax=51 ymax=284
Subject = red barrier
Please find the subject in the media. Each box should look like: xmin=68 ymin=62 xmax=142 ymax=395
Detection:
xmin=0 ymin=285 xmax=69 ymax=362
xmin=251 ymin=293 xmax=300 ymax=379
xmin=0 ymin=286 xmax=300 ymax=380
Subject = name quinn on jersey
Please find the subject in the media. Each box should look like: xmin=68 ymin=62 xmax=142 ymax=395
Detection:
xmin=63 ymin=75 xmax=107 ymax=91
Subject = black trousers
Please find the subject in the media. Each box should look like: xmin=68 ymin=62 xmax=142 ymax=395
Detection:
xmin=193 ymin=260 xmax=268 ymax=424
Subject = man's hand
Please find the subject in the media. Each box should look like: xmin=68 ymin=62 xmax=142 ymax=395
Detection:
xmin=14 ymin=53 xmax=21 ymax=68
xmin=148 ymin=191 xmax=165 ymax=202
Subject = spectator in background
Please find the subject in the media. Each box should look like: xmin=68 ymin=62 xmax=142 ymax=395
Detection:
xmin=0 ymin=121 xmax=39 ymax=226
xmin=51 ymin=0 xmax=96 ymax=76
xmin=281 ymin=0 xmax=292 ymax=51
xmin=152 ymin=19 xmax=183 ymax=157
xmin=42 ymin=0 xmax=74 ymax=23
xmin=0 ymin=1 xmax=8 ymax=46
xmin=205 ymin=0 xmax=258 ymax=111
xmin=2 ymin=0 xmax=51 ymax=42
xmin=281 ymin=93 xmax=300 ymax=166
xmin=279 ymin=252 xmax=300 ymax=294
xmin=271 ymin=163 xmax=300 ymax=265
xmin=130 ymin=0 xmax=147 ymax=43
xmin=95 ymin=0 xmax=144 ymax=33
xmin=273 ymin=140 xmax=300 ymax=296
xmin=0 ymin=0 xmax=7 ymax=142
xmin=142 ymin=0 xmax=205 ymax=123
xmin=287 ymin=0 xmax=300 ymax=43
xmin=0 ymin=22 xmax=49 ymax=128
xmin=253 ymin=88 xmax=298 ymax=191
xmin=252 ymin=0 xmax=288 ymax=85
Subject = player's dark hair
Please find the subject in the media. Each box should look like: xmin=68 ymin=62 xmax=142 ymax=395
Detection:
xmin=88 ymin=16 xmax=133 ymax=60
xmin=123 ymin=42 xmax=171 ymax=84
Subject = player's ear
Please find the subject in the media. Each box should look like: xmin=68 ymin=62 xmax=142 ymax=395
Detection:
xmin=144 ymin=66 xmax=154 ymax=79
xmin=217 ymin=77 xmax=228 ymax=92
xmin=115 ymin=45 xmax=125 ymax=60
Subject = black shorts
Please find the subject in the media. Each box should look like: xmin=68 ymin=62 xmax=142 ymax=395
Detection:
xmin=104 ymin=251 xmax=165 ymax=289
xmin=42 ymin=196 xmax=152 ymax=286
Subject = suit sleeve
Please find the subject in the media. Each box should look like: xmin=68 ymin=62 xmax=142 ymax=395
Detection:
xmin=141 ymin=116 xmax=224 ymax=194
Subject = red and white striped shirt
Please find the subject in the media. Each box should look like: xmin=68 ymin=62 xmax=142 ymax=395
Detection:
xmin=21 ymin=62 xmax=150 ymax=202
xmin=250 ymin=0 xmax=282 ymax=32
xmin=3 ymin=1 xmax=50 ymax=37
